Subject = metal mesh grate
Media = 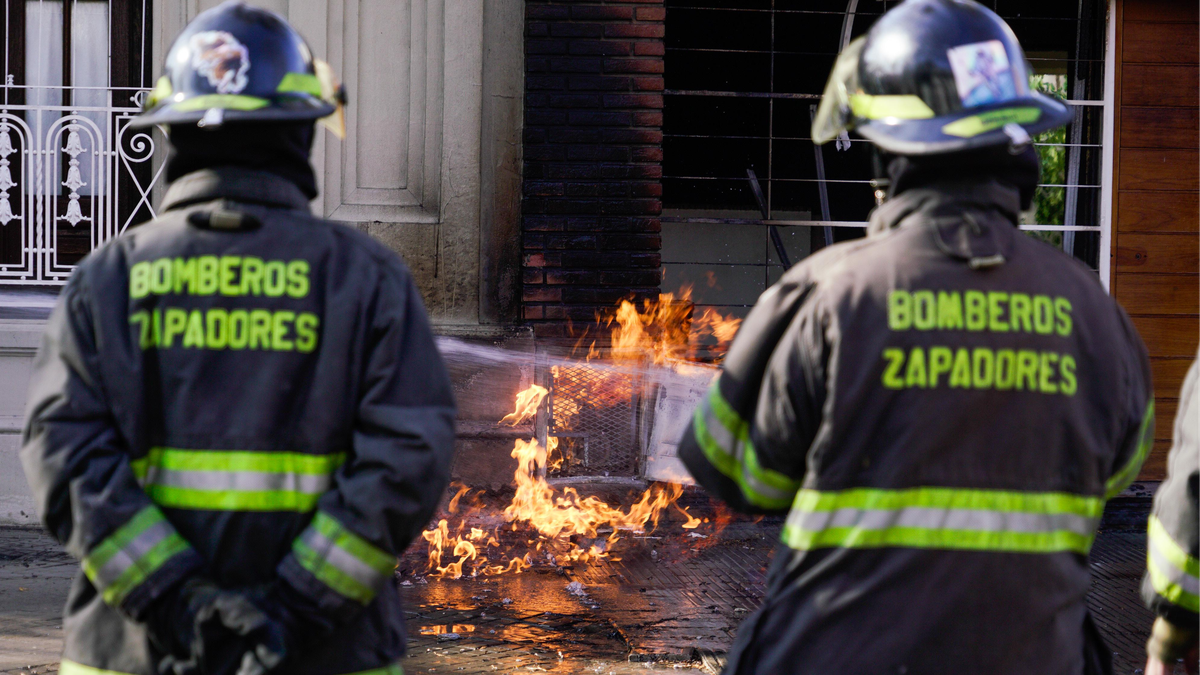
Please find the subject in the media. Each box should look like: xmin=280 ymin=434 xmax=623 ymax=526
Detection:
xmin=547 ymin=364 xmax=644 ymax=477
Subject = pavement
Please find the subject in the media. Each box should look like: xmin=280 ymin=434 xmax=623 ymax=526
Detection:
xmin=0 ymin=499 xmax=1167 ymax=675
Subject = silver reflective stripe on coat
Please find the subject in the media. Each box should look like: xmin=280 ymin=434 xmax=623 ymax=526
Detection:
xmin=88 ymin=520 xmax=174 ymax=589
xmin=789 ymin=506 xmax=1098 ymax=538
xmin=142 ymin=468 xmax=333 ymax=495
xmin=298 ymin=527 xmax=388 ymax=593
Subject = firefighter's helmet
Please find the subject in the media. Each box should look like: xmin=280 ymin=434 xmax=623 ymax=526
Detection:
xmin=130 ymin=0 xmax=345 ymax=136
xmin=812 ymin=0 xmax=1072 ymax=156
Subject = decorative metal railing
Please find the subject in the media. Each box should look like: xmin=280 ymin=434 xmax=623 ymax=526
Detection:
xmin=0 ymin=85 xmax=161 ymax=285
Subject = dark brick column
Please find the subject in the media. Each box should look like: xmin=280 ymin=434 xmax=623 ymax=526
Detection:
xmin=522 ymin=0 xmax=665 ymax=338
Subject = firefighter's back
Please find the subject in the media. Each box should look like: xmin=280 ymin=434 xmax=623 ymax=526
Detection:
xmin=678 ymin=3 xmax=1155 ymax=672
xmin=742 ymin=185 xmax=1152 ymax=674
xmin=84 ymin=167 xmax=405 ymax=583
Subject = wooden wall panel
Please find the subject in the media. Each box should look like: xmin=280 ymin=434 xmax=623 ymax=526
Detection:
xmin=1140 ymin=440 xmax=1172 ymax=479
xmin=1120 ymin=107 xmax=1199 ymax=148
xmin=1117 ymin=149 xmax=1200 ymax=191
xmin=1123 ymin=22 xmax=1200 ymax=64
xmin=1114 ymin=275 xmax=1200 ymax=314
xmin=1154 ymin=398 xmax=1179 ymax=442
xmin=1123 ymin=0 xmax=1198 ymax=22
xmin=1116 ymin=190 xmax=1198 ymax=232
xmin=1115 ymin=1 xmax=1199 ymax=482
xmin=1129 ymin=316 xmax=1200 ymax=357
xmin=1151 ymin=357 xmax=1195 ymax=400
xmin=1121 ymin=65 xmax=1199 ymax=108
xmin=1114 ymin=233 xmax=1200 ymax=274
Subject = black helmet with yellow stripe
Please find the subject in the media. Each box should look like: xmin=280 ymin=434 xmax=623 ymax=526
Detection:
xmin=812 ymin=0 xmax=1072 ymax=156
xmin=130 ymin=1 xmax=345 ymax=135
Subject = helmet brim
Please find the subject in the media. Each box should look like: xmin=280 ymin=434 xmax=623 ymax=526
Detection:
xmin=855 ymin=92 xmax=1074 ymax=156
xmin=859 ymin=90 xmax=1075 ymax=156
xmin=128 ymin=94 xmax=335 ymax=129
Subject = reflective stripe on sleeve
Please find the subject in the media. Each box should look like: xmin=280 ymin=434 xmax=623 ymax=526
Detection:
xmin=131 ymin=448 xmax=345 ymax=512
xmin=693 ymin=385 xmax=801 ymax=509
xmin=781 ymin=487 xmax=1104 ymax=555
xmin=80 ymin=505 xmax=192 ymax=606
xmin=1147 ymin=515 xmax=1200 ymax=613
xmin=292 ymin=511 xmax=396 ymax=605
xmin=1107 ymin=400 xmax=1155 ymax=499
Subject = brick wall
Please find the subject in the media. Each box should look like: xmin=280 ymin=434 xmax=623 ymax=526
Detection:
xmin=522 ymin=0 xmax=665 ymax=338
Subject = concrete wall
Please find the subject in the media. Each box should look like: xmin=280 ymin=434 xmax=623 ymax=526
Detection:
xmin=0 ymin=322 xmax=48 ymax=526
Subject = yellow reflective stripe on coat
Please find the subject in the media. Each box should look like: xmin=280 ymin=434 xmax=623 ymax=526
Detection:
xmin=80 ymin=505 xmax=192 ymax=606
xmin=60 ymin=660 xmax=404 ymax=675
xmin=693 ymin=384 xmax=801 ymax=510
xmin=1147 ymin=515 xmax=1200 ymax=613
xmin=781 ymin=486 xmax=1104 ymax=555
xmin=131 ymin=448 xmax=345 ymax=512
xmin=293 ymin=511 xmax=396 ymax=605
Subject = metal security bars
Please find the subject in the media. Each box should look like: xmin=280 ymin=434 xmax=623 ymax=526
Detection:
xmin=662 ymin=1 xmax=1110 ymax=315
xmin=0 ymin=0 xmax=158 ymax=285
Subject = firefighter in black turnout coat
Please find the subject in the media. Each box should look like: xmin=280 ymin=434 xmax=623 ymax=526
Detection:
xmin=679 ymin=2 xmax=1153 ymax=673
xmin=20 ymin=3 xmax=455 ymax=675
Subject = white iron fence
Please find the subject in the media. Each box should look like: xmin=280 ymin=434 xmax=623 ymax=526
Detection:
xmin=0 ymin=84 xmax=161 ymax=285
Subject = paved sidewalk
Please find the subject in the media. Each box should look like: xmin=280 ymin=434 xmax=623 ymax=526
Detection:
xmin=0 ymin=514 xmax=1161 ymax=675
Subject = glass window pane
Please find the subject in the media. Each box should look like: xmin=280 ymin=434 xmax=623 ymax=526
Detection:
xmin=27 ymin=0 xmax=64 ymax=154
xmin=70 ymin=1 xmax=109 ymax=197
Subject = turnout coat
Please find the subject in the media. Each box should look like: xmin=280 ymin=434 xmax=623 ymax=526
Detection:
xmin=680 ymin=180 xmax=1153 ymax=675
xmin=21 ymin=167 xmax=456 ymax=675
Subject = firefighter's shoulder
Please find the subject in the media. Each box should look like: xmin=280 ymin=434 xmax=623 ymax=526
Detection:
xmin=773 ymin=226 xmax=909 ymax=296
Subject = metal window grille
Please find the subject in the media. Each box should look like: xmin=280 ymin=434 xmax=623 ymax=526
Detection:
xmin=662 ymin=0 xmax=1110 ymax=315
xmin=0 ymin=0 xmax=159 ymax=286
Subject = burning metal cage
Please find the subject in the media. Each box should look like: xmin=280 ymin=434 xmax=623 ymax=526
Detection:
xmin=534 ymin=355 xmax=650 ymax=480
xmin=531 ymin=352 xmax=717 ymax=483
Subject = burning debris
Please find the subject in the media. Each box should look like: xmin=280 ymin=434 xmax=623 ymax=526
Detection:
xmin=417 ymin=287 xmax=739 ymax=580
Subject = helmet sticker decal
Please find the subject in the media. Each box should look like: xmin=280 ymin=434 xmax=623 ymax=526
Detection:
xmin=947 ymin=40 xmax=1017 ymax=108
xmin=189 ymin=31 xmax=250 ymax=95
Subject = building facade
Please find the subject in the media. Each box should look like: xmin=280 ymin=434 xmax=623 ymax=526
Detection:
xmin=519 ymin=0 xmax=1198 ymax=481
xmin=0 ymin=0 xmax=1193 ymax=522
xmin=0 ymin=0 xmax=527 ymax=522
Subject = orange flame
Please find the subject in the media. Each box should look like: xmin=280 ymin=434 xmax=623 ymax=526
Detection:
xmin=674 ymin=503 xmax=702 ymax=529
xmin=587 ymin=284 xmax=741 ymax=365
xmin=499 ymin=384 xmax=548 ymax=426
xmin=418 ymin=283 xmax=741 ymax=579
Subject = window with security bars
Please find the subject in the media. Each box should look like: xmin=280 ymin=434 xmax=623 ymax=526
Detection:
xmin=0 ymin=0 xmax=155 ymax=286
xmin=662 ymin=0 xmax=1109 ymax=319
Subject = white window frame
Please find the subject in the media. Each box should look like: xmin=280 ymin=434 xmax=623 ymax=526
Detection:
xmin=1098 ymin=0 xmax=1117 ymax=292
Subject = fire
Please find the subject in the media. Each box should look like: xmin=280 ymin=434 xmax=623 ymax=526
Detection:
xmin=417 ymin=286 xmax=741 ymax=580
xmin=674 ymin=503 xmax=702 ymax=529
xmin=606 ymin=289 xmax=693 ymax=365
xmin=506 ymin=437 xmax=684 ymax=545
xmin=499 ymin=384 xmax=547 ymax=426
xmin=420 ymin=429 xmax=688 ymax=578
xmin=692 ymin=307 xmax=742 ymax=348
xmin=581 ymin=284 xmax=742 ymax=365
